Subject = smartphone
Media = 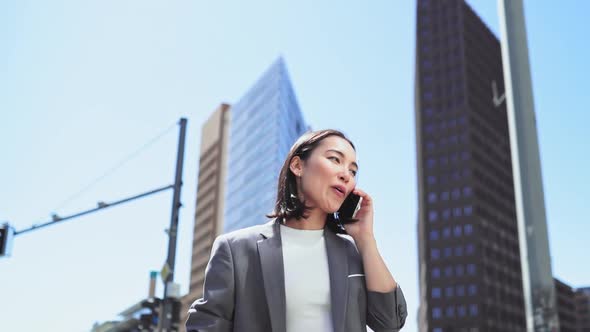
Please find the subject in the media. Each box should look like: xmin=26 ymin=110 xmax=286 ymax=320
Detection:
xmin=337 ymin=192 xmax=362 ymax=223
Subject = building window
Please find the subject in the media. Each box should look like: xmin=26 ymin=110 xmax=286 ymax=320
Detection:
xmin=462 ymin=151 xmax=470 ymax=160
xmin=441 ymin=191 xmax=449 ymax=200
xmin=444 ymin=266 xmax=453 ymax=278
xmin=442 ymin=209 xmax=451 ymax=220
xmin=428 ymin=192 xmax=437 ymax=203
xmin=456 ymin=285 xmax=465 ymax=297
xmin=424 ymin=124 xmax=433 ymax=135
xmin=468 ymin=284 xmax=477 ymax=296
xmin=431 ymin=248 xmax=440 ymax=260
xmin=464 ymin=205 xmax=473 ymax=216
xmin=455 ymin=264 xmax=465 ymax=276
xmin=427 ymin=158 xmax=437 ymax=168
xmin=433 ymin=328 xmax=443 ymax=332
xmin=446 ymin=306 xmax=455 ymax=318
xmin=467 ymin=264 xmax=476 ymax=275
xmin=444 ymin=247 xmax=452 ymax=258
xmin=469 ymin=304 xmax=478 ymax=316
xmin=463 ymin=186 xmax=473 ymax=196
xmin=433 ymin=307 xmax=442 ymax=319
xmin=453 ymin=225 xmax=462 ymax=237
xmin=445 ymin=286 xmax=454 ymax=298
xmin=449 ymin=135 xmax=458 ymax=145
xmin=419 ymin=25 xmax=431 ymax=37
xmin=432 ymin=287 xmax=442 ymax=298
xmin=429 ymin=211 xmax=438 ymax=222
xmin=443 ymin=227 xmax=451 ymax=239
xmin=464 ymin=224 xmax=473 ymax=235
xmin=453 ymin=207 xmax=462 ymax=217
xmin=454 ymin=246 xmax=463 ymax=257
xmin=426 ymin=141 xmax=436 ymax=151
xmin=457 ymin=305 xmax=466 ymax=317
xmin=427 ymin=175 xmax=437 ymax=184
xmin=430 ymin=230 xmax=440 ymax=240
xmin=432 ymin=267 xmax=441 ymax=279
xmin=466 ymin=243 xmax=475 ymax=255
xmin=452 ymin=188 xmax=461 ymax=200
xmin=423 ymin=107 xmax=434 ymax=117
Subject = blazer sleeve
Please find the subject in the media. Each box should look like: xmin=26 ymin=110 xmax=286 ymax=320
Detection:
xmin=366 ymin=285 xmax=408 ymax=331
xmin=186 ymin=236 xmax=235 ymax=332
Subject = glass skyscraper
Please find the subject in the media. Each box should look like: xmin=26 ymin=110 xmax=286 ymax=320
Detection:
xmin=223 ymin=57 xmax=308 ymax=233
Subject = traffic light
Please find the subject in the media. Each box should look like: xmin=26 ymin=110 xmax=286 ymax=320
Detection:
xmin=0 ymin=223 xmax=15 ymax=257
xmin=139 ymin=297 xmax=161 ymax=331
xmin=139 ymin=312 xmax=158 ymax=331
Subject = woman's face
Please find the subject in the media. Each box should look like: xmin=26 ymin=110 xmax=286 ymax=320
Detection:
xmin=293 ymin=135 xmax=358 ymax=214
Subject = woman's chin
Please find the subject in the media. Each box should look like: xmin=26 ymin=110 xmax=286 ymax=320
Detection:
xmin=317 ymin=202 xmax=339 ymax=214
xmin=324 ymin=206 xmax=339 ymax=214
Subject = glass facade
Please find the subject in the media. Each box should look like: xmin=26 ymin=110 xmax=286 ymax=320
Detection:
xmin=223 ymin=58 xmax=307 ymax=233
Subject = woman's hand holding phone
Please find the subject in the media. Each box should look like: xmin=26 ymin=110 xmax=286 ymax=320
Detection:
xmin=342 ymin=188 xmax=375 ymax=244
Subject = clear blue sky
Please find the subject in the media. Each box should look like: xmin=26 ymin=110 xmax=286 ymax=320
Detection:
xmin=1 ymin=1 xmax=588 ymax=331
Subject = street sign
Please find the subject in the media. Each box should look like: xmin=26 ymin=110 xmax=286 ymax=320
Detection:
xmin=160 ymin=262 xmax=171 ymax=282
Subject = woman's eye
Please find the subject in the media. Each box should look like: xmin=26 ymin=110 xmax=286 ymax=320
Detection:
xmin=350 ymin=170 xmax=357 ymax=177
xmin=329 ymin=156 xmax=340 ymax=163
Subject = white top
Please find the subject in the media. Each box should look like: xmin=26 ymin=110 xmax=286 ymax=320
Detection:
xmin=280 ymin=224 xmax=333 ymax=332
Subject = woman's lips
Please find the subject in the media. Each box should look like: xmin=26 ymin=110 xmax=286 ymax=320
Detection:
xmin=332 ymin=186 xmax=345 ymax=198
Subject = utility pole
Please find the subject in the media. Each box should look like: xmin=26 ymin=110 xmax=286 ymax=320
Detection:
xmin=498 ymin=1 xmax=559 ymax=331
xmin=2 ymin=118 xmax=190 ymax=331
xmin=158 ymin=117 xmax=187 ymax=332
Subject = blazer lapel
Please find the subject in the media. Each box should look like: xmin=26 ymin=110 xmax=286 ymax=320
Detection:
xmin=258 ymin=221 xmax=287 ymax=332
xmin=325 ymin=229 xmax=349 ymax=332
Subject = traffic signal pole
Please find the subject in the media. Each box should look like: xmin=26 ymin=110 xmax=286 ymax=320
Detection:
xmin=2 ymin=118 xmax=189 ymax=331
xmin=159 ymin=118 xmax=187 ymax=332
xmin=11 ymin=185 xmax=174 ymax=237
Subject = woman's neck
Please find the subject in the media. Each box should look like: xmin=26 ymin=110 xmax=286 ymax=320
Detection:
xmin=284 ymin=208 xmax=327 ymax=230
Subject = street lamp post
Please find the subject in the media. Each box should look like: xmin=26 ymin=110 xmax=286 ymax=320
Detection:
xmin=497 ymin=1 xmax=559 ymax=331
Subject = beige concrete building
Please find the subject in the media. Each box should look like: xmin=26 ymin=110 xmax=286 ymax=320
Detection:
xmin=179 ymin=104 xmax=231 ymax=330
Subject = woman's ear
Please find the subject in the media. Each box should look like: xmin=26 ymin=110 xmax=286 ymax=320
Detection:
xmin=289 ymin=156 xmax=303 ymax=177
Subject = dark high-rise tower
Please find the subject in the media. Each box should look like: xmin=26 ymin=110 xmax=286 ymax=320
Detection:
xmin=415 ymin=0 xmax=526 ymax=331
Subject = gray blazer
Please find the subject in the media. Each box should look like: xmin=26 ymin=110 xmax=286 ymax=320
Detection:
xmin=186 ymin=220 xmax=407 ymax=332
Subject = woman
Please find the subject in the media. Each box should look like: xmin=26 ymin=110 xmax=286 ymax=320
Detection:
xmin=186 ymin=129 xmax=407 ymax=332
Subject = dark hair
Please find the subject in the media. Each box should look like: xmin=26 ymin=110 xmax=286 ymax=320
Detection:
xmin=267 ymin=129 xmax=356 ymax=233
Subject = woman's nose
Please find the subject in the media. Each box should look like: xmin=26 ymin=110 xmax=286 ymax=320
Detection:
xmin=339 ymin=171 xmax=350 ymax=183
